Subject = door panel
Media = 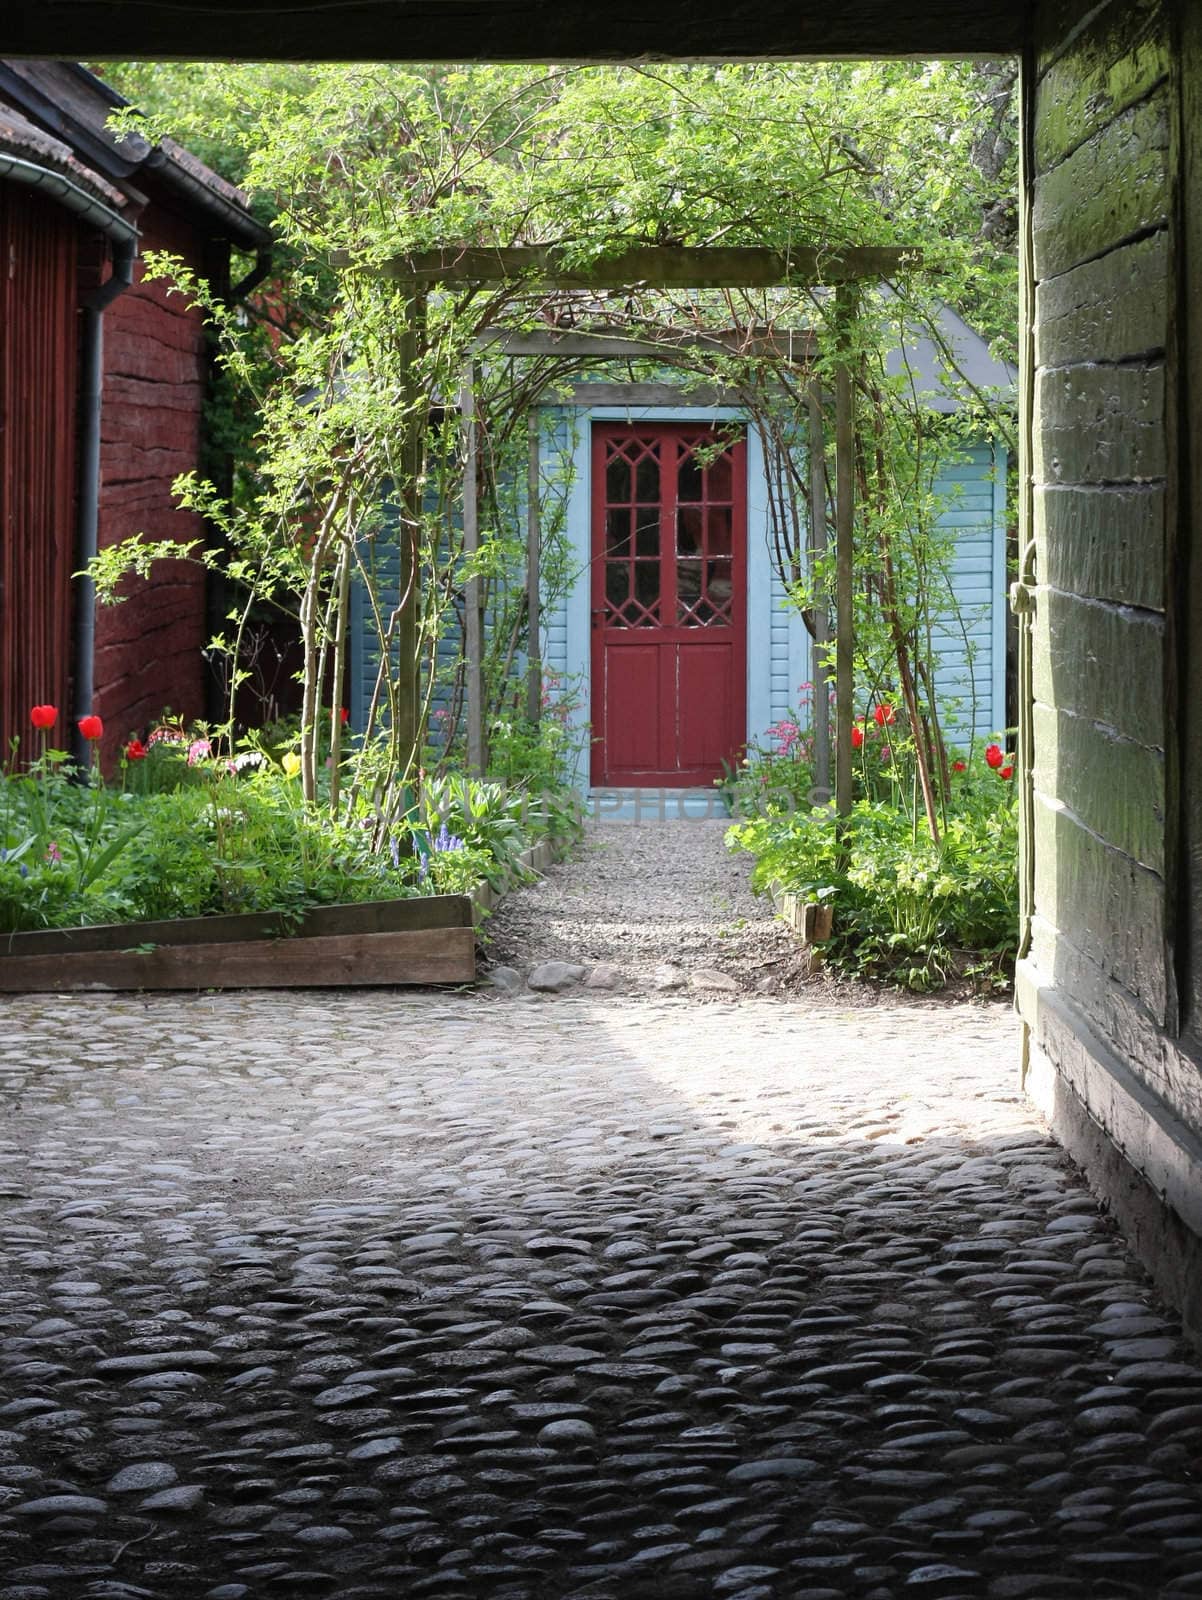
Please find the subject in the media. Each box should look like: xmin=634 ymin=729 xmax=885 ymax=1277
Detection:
xmin=678 ymin=640 xmax=737 ymax=776
xmin=590 ymin=423 xmax=746 ymax=786
xmin=603 ymin=642 xmax=664 ymax=777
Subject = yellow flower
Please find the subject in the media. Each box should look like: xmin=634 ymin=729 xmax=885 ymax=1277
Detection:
xmin=282 ymin=752 xmax=302 ymax=777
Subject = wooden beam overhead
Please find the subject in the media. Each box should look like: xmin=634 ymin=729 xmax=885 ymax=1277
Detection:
xmin=352 ymin=244 xmax=919 ymax=289
xmin=2 ymin=2 xmax=1025 ymax=62
xmin=563 ymin=382 xmax=744 ymax=407
xmin=475 ymin=326 xmax=818 ymax=360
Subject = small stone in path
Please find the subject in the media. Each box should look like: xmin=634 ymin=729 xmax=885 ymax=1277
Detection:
xmin=107 ymin=1462 xmax=178 ymax=1494
xmin=140 ymin=1485 xmax=206 ymax=1513
xmin=727 ymin=1458 xmax=817 ymax=1482
xmin=294 ymin=1526 xmax=355 ymax=1546
xmin=585 ymin=963 xmax=621 ymax=990
xmin=528 ymin=961 xmax=586 ymax=992
xmin=488 ymin=966 xmax=524 ymax=994
xmin=539 ymin=1418 xmax=596 ymax=1446
xmin=689 ymin=968 xmax=740 ymax=992
xmin=653 ymin=964 xmax=685 ymax=990
xmin=14 ymin=1495 xmax=107 ymax=1517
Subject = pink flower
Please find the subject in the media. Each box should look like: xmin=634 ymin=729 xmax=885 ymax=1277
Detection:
xmin=187 ymin=738 xmax=212 ymax=766
xmin=45 ymin=841 xmax=62 ymax=863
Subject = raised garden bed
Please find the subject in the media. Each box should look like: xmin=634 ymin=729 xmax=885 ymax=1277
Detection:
xmin=0 ymin=837 xmax=564 ymax=993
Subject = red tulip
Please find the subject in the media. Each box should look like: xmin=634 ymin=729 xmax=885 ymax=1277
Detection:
xmin=30 ymin=705 xmax=57 ymax=729
xmin=952 ymin=760 xmax=966 ymax=773
xmin=985 ymin=743 xmax=1004 ymax=769
xmin=851 ymin=724 xmax=864 ymax=749
xmin=78 ymin=715 xmax=104 ymax=741
xmin=873 ymin=703 xmax=895 ymax=727
xmin=125 ymin=738 xmax=148 ymax=761
xmin=340 ymin=707 xmax=349 ymax=724
xmin=1000 ymin=765 xmax=1014 ymax=780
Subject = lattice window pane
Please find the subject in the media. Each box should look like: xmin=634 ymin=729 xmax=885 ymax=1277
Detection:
xmin=706 ymin=451 xmax=733 ymax=501
xmin=635 ymin=454 xmax=660 ymax=502
xmin=605 ymin=561 xmax=630 ymax=618
xmin=708 ymin=557 xmax=734 ymax=616
xmin=606 ymin=454 xmax=631 ymax=503
xmin=634 ymin=563 xmax=661 ymax=616
xmin=677 ymin=506 xmax=703 ymax=557
xmin=678 ymin=450 xmax=703 ymax=502
xmin=606 ymin=508 xmax=631 ymax=556
xmin=677 ymin=558 xmax=702 ymax=620
xmin=706 ymin=505 xmax=733 ymax=559
xmin=635 ymin=512 xmax=660 ymax=558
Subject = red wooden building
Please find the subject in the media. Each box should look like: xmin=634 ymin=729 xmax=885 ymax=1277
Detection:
xmin=0 ymin=61 xmax=270 ymax=767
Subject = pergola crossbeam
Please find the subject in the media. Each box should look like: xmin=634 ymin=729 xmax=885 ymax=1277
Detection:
xmin=345 ymin=243 xmax=918 ymax=289
xmin=475 ymin=327 xmax=818 ymax=361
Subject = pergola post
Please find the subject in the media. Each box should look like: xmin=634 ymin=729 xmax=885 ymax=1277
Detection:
xmin=834 ymin=285 xmax=857 ymax=819
xmin=807 ymin=380 xmax=831 ymax=804
xmin=395 ymin=289 xmax=426 ymax=784
xmin=526 ymin=409 xmax=542 ymax=726
xmin=460 ymin=359 xmax=485 ymax=778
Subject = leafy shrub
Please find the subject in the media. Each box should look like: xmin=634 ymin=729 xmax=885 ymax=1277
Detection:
xmin=0 ymin=726 xmax=577 ymax=934
xmin=727 ymin=782 xmax=1018 ymax=991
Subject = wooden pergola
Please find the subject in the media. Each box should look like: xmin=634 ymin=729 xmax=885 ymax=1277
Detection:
xmin=348 ymin=241 xmax=920 ymax=813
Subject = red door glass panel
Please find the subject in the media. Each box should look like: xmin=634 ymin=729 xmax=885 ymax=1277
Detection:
xmin=590 ymin=423 xmax=747 ymax=786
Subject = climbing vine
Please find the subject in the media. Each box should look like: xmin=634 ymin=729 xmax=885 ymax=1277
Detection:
xmin=90 ymin=61 xmax=1016 ymax=842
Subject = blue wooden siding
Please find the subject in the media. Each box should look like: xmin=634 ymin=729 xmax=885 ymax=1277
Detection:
xmin=347 ymin=499 xmax=464 ymax=741
xmin=348 ymin=504 xmax=403 ymax=736
xmin=929 ymin=443 xmax=1009 ymax=744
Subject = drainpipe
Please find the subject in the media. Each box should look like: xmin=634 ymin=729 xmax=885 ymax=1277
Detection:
xmin=231 ymin=247 xmax=273 ymax=304
xmin=73 ymin=235 xmax=137 ymax=771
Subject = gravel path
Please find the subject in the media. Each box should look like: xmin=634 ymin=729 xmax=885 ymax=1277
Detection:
xmin=0 ymin=986 xmax=1201 ymax=1598
xmin=485 ymin=820 xmax=810 ymax=993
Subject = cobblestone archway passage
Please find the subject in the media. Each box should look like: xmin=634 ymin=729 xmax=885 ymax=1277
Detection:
xmin=2 ymin=985 xmax=1202 ymax=1600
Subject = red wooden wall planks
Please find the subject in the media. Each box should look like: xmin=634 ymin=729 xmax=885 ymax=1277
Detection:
xmin=0 ymin=182 xmax=78 ymax=758
xmin=93 ymin=197 xmax=210 ymax=761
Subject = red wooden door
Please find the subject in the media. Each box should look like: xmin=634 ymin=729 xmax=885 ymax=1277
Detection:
xmin=590 ymin=423 xmax=747 ymax=786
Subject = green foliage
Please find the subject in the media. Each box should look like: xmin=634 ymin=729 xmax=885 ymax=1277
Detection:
xmin=728 ymin=775 xmax=1018 ymax=991
xmin=0 ymin=727 xmax=573 ymax=934
xmin=87 ymin=58 xmax=1016 ymax=862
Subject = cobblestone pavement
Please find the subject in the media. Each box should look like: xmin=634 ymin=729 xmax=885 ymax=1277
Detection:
xmin=1 ymin=989 xmax=1201 ymax=1600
